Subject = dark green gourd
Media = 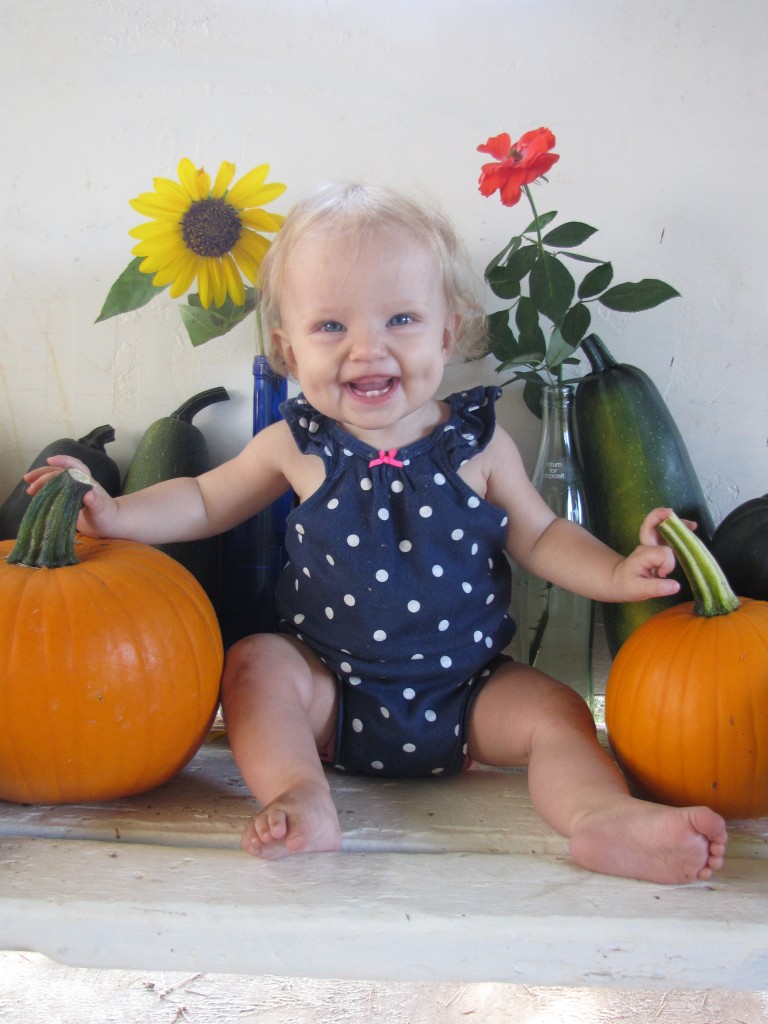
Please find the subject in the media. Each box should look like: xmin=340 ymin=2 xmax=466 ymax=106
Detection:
xmin=121 ymin=387 xmax=230 ymax=608
xmin=710 ymin=494 xmax=768 ymax=601
xmin=0 ymin=424 xmax=121 ymax=540
xmin=573 ymin=334 xmax=714 ymax=655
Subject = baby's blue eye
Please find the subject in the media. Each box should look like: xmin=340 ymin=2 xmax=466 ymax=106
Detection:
xmin=320 ymin=321 xmax=344 ymax=333
xmin=388 ymin=313 xmax=414 ymax=327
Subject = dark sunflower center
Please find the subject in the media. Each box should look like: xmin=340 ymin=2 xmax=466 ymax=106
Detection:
xmin=181 ymin=198 xmax=242 ymax=258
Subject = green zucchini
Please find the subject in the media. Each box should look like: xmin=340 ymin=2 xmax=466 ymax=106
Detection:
xmin=122 ymin=386 xmax=230 ymax=607
xmin=0 ymin=424 xmax=121 ymax=541
xmin=573 ymin=334 xmax=714 ymax=655
xmin=121 ymin=387 xmax=230 ymax=491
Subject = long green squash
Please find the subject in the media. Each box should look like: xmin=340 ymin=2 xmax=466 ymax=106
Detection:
xmin=573 ymin=334 xmax=714 ymax=655
xmin=0 ymin=424 xmax=121 ymax=540
xmin=122 ymin=387 xmax=229 ymax=608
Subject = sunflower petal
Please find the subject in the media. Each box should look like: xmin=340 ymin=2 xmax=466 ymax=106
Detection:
xmin=152 ymin=177 xmax=190 ymax=202
xmin=177 ymin=158 xmax=209 ymax=201
xmin=239 ymin=209 xmax=285 ymax=232
xmin=226 ymin=164 xmax=270 ymax=206
xmin=221 ymin=252 xmax=246 ymax=306
xmin=244 ymin=181 xmax=287 ymax=209
xmin=131 ymin=234 xmax=187 ymax=263
xmin=197 ymin=263 xmax=212 ymax=309
xmin=130 ymin=195 xmax=187 ymax=220
xmin=137 ymin=248 xmax=184 ymax=276
xmin=212 ymin=161 xmax=237 ymax=198
xmin=128 ymin=221 xmax=183 ymax=241
xmin=210 ymin=260 xmax=228 ymax=308
xmin=167 ymin=252 xmax=201 ymax=299
xmin=144 ymin=246 xmax=194 ymax=287
xmin=232 ymin=230 xmax=270 ymax=283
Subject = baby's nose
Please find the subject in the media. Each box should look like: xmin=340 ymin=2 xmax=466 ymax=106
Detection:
xmin=349 ymin=327 xmax=386 ymax=359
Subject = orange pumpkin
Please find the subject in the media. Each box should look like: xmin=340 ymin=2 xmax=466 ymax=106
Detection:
xmin=0 ymin=469 xmax=223 ymax=804
xmin=606 ymin=512 xmax=768 ymax=819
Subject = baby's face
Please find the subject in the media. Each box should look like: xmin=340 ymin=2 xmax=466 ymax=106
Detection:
xmin=273 ymin=228 xmax=457 ymax=449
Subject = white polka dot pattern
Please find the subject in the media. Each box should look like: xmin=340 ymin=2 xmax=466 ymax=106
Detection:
xmin=275 ymin=387 xmax=514 ymax=778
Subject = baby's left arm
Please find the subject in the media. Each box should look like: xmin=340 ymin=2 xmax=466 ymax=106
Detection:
xmin=480 ymin=426 xmax=682 ymax=605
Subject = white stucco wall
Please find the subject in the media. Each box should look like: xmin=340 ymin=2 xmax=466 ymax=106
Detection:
xmin=1 ymin=0 xmax=766 ymax=521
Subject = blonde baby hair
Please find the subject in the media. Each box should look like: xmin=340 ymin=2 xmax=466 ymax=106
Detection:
xmin=258 ymin=181 xmax=488 ymax=375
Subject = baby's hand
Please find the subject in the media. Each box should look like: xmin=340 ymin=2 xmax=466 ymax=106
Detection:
xmin=638 ymin=506 xmax=697 ymax=547
xmin=611 ymin=507 xmax=690 ymax=603
xmin=24 ymin=456 xmax=117 ymax=537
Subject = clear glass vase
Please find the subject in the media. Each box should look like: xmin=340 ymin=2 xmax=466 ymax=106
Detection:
xmin=515 ymin=384 xmax=595 ymax=710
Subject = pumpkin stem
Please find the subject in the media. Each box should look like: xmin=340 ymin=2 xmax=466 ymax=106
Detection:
xmin=6 ymin=469 xmax=93 ymax=568
xmin=657 ymin=511 xmax=740 ymax=617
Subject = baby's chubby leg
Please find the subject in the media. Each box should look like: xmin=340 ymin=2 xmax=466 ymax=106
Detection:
xmin=467 ymin=662 xmax=727 ymax=884
xmin=221 ymin=633 xmax=341 ymax=860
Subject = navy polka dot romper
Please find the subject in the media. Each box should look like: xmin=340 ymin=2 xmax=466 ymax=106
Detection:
xmin=276 ymin=385 xmax=516 ymax=778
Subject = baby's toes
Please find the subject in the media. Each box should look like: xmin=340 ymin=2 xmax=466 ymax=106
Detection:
xmin=259 ymin=807 xmax=289 ymax=842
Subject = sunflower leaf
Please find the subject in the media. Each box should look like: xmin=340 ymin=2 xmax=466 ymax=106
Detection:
xmin=180 ymin=289 xmax=257 ymax=346
xmin=95 ymin=258 xmax=168 ymax=322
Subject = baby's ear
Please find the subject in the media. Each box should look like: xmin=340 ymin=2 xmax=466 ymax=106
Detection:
xmin=271 ymin=330 xmax=296 ymax=377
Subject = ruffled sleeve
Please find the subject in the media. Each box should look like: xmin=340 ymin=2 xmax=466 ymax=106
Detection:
xmin=440 ymin=386 xmax=502 ymax=469
xmin=279 ymin=394 xmax=335 ymax=467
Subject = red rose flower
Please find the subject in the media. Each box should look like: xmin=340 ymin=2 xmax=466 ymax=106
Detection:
xmin=477 ymin=128 xmax=560 ymax=207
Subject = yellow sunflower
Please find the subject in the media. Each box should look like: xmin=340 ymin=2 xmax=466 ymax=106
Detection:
xmin=128 ymin=158 xmax=286 ymax=309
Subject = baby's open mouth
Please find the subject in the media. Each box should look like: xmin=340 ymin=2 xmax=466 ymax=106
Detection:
xmin=346 ymin=377 xmax=398 ymax=399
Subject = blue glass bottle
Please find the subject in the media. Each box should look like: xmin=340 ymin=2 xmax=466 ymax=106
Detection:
xmin=218 ymin=356 xmax=292 ymax=647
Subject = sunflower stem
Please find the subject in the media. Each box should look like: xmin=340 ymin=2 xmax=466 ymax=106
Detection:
xmin=255 ymin=303 xmax=265 ymax=356
xmin=657 ymin=511 xmax=740 ymax=617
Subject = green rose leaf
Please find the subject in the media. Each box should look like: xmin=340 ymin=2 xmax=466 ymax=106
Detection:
xmin=599 ymin=279 xmax=681 ymax=312
xmin=515 ymin=296 xmax=546 ymax=359
xmin=558 ymin=252 xmax=607 ymax=266
xmin=560 ymin=302 xmax=592 ymax=347
xmin=180 ymin=288 xmax=257 ymax=346
xmin=522 ymin=378 xmax=546 ymax=419
xmin=542 ymin=221 xmax=598 ymax=248
xmin=487 ymin=266 xmax=521 ymax=300
xmin=485 ymin=235 xmax=522 ymax=278
xmin=487 ymin=309 xmax=519 ymax=362
xmin=523 ymin=210 xmax=558 ymax=235
xmin=488 ymin=244 xmax=539 ymax=298
xmin=529 ymin=253 xmax=575 ymax=323
xmin=578 ymin=261 xmax=614 ymax=299
xmin=95 ymin=258 xmax=168 ymax=322
xmin=504 ymin=243 xmax=539 ymax=280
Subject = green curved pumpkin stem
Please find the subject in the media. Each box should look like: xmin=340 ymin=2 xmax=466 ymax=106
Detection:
xmin=657 ymin=511 xmax=740 ymax=617
xmin=6 ymin=469 xmax=93 ymax=569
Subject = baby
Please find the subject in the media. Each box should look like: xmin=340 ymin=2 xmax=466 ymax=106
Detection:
xmin=27 ymin=182 xmax=727 ymax=883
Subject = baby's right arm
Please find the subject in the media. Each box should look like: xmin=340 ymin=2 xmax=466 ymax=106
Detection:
xmin=24 ymin=456 xmax=216 ymax=545
xmin=23 ymin=418 xmax=297 ymax=546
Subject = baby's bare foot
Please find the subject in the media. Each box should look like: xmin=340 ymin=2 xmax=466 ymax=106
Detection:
xmin=569 ymin=797 xmax=728 ymax=884
xmin=241 ymin=781 xmax=342 ymax=860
